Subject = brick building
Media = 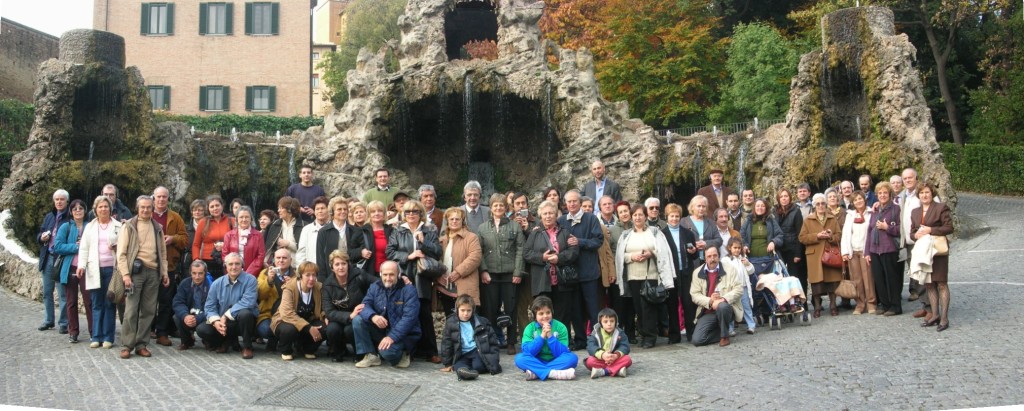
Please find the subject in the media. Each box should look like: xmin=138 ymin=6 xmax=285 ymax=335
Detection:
xmin=0 ymin=18 xmax=60 ymax=103
xmin=93 ymin=0 xmax=313 ymax=116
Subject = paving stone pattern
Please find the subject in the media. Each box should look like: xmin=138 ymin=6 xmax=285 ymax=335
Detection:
xmin=1 ymin=193 xmax=1022 ymax=410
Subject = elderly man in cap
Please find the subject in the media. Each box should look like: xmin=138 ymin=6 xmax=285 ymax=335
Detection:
xmin=697 ymin=169 xmax=734 ymax=212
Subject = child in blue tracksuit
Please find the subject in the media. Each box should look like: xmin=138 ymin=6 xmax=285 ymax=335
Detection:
xmin=514 ymin=296 xmax=578 ymax=380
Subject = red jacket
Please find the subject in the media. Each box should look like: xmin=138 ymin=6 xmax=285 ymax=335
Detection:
xmin=223 ymin=228 xmax=266 ymax=276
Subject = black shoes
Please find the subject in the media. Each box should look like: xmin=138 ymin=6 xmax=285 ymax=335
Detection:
xmin=456 ymin=368 xmax=479 ymax=381
xmin=37 ymin=323 xmax=54 ymax=331
xmin=68 ymin=335 xmax=79 ymax=343
xmin=58 ymin=326 xmax=69 ymax=334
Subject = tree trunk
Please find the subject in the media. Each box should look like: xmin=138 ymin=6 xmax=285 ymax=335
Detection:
xmin=919 ymin=2 xmax=965 ymax=145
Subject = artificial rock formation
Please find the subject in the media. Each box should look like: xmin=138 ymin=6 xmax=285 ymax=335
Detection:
xmin=301 ymin=0 xmax=659 ymax=204
xmin=651 ymin=6 xmax=956 ymax=216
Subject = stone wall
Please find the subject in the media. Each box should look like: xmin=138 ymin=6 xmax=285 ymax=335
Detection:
xmin=0 ymin=18 xmax=59 ymax=103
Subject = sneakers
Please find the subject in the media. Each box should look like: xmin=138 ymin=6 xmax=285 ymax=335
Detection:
xmin=281 ymin=353 xmax=294 ymax=361
xmin=590 ymin=368 xmax=606 ymax=379
xmin=37 ymin=322 xmax=54 ymax=331
xmin=69 ymin=335 xmax=79 ymax=343
xmin=102 ymin=342 xmax=114 ymax=349
xmin=356 ymin=353 xmax=381 ymax=368
xmin=728 ymin=330 xmax=737 ymax=337
xmin=456 ymin=368 xmax=479 ymax=381
xmin=496 ymin=314 xmax=511 ymax=328
xmin=618 ymin=367 xmax=628 ymax=378
xmin=746 ymin=328 xmax=755 ymax=335
xmin=304 ymin=353 xmax=317 ymax=360
xmin=524 ymin=370 xmax=537 ymax=381
xmin=89 ymin=341 xmax=101 ymax=348
xmin=396 ymin=353 xmax=411 ymax=368
xmin=548 ymin=368 xmax=576 ymax=380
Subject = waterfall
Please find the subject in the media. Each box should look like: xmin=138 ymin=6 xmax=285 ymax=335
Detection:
xmin=855 ymin=116 xmax=862 ymax=140
xmin=468 ymin=162 xmax=495 ymax=200
xmin=544 ymin=82 xmax=555 ymax=163
xmin=246 ymin=145 xmax=261 ymax=209
xmin=736 ymin=138 xmax=749 ymax=191
xmin=692 ymin=145 xmax=703 ymax=193
xmin=493 ymin=90 xmax=506 ymax=143
xmin=463 ymin=75 xmax=474 ymax=163
xmin=438 ymin=77 xmax=447 ymax=139
xmin=287 ymin=145 xmax=297 ymax=185
xmin=397 ymin=82 xmax=412 ymax=161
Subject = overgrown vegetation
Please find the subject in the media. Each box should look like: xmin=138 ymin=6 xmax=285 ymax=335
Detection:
xmin=318 ymin=0 xmax=405 ymax=108
xmin=0 ymin=99 xmax=34 ymax=181
xmin=152 ymin=112 xmax=323 ymax=134
xmin=940 ymin=143 xmax=1024 ymax=195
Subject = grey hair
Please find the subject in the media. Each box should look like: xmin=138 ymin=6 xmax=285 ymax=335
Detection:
xmin=103 ymin=184 xmax=118 ymax=195
xmin=418 ymin=184 xmax=436 ymax=197
xmin=235 ymin=206 xmax=254 ymax=218
xmin=538 ymin=200 xmax=558 ymax=213
xmin=53 ymin=189 xmax=69 ymax=200
xmin=223 ymin=252 xmax=242 ymax=264
xmin=464 ymin=180 xmax=482 ymax=193
xmin=580 ymin=195 xmax=594 ymax=204
xmin=644 ymin=197 xmax=660 ymax=208
xmin=564 ymin=189 xmax=582 ymax=198
xmin=812 ymin=193 xmax=827 ymax=205
xmin=136 ymin=194 xmax=154 ymax=204
xmin=190 ymin=259 xmax=208 ymax=271
xmin=93 ymin=195 xmax=113 ymax=211
xmin=153 ymin=186 xmax=170 ymax=196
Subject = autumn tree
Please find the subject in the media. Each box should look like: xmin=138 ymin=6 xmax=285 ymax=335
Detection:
xmin=318 ymin=0 xmax=405 ymax=108
xmin=538 ymin=0 xmax=607 ymax=50
xmin=589 ymin=0 xmax=728 ymax=126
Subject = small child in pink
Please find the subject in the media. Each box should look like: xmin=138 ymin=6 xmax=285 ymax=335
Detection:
xmin=585 ymin=308 xmax=632 ymax=378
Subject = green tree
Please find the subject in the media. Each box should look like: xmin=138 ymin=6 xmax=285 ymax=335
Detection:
xmin=709 ymin=22 xmax=798 ymax=123
xmin=318 ymin=0 xmax=405 ymax=108
xmin=591 ymin=0 xmax=728 ymax=127
xmin=968 ymin=8 xmax=1024 ymax=146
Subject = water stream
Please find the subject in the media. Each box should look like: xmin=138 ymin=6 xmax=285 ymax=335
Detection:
xmin=463 ymin=75 xmax=474 ymax=164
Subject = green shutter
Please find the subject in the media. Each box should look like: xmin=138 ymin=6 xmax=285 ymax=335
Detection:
xmin=199 ymin=86 xmax=208 ymax=111
xmin=270 ymin=3 xmax=279 ymax=35
xmin=166 ymin=3 xmax=175 ymax=35
xmin=245 ymin=86 xmax=253 ymax=111
xmin=225 ymin=3 xmax=234 ymax=35
xmin=163 ymin=86 xmax=171 ymax=110
xmin=199 ymin=3 xmax=208 ymax=35
xmin=141 ymin=4 xmax=151 ymax=34
xmin=268 ymin=86 xmax=276 ymax=112
xmin=244 ymin=3 xmax=253 ymax=35
xmin=223 ymin=87 xmax=230 ymax=111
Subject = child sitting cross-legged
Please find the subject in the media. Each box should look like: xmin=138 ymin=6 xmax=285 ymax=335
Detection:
xmin=514 ymin=296 xmax=578 ymax=380
xmin=585 ymin=307 xmax=633 ymax=378
xmin=439 ymin=294 xmax=502 ymax=381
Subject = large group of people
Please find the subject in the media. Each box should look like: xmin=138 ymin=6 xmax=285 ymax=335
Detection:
xmin=32 ymin=162 xmax=954 ymax=379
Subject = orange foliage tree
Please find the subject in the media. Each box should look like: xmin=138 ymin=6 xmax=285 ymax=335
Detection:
xmin=463 ymin=39 xmax=499 ymax=61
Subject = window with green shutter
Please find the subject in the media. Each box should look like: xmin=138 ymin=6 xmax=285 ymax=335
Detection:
xmin=200 ymin=86 xmax=230 ymax=111
xmin=245 ymin=2 xmax=279 ymax=36
xmin=148 ymin=86 xmax=171 ymax=110
xmin=200 ymin=3 xmax=233 ymax=35
xmin=141 ymin=3 xmax=175 ymax=35
xmin=246 ymin=85 xmax=275 ymax=112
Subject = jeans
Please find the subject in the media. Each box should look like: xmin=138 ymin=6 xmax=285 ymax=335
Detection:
xmin=89 ymin=267 xmax=117 ymax=343
xmin=352 ymin=315 xmax=410 ymax=365
xmin=740 ymin=287 xmax=756 ymax=330
xmin=41 ymin=255 xmax=68 ymax=327
xmin=257 ymin=319 xmax=273 ymax=340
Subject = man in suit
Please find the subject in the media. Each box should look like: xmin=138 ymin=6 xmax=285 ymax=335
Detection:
xmin=859 ymin=174 xmax=879 ymax=207
xmin=696 ymin=169 xmax=734 ymax=212
xmin=418 ymin=184 xmax=444 ymax=228
xmin=460 ymin=180 xmax=489 ymax=233
xmin=689 ymin=247 xmax=743 ymax=347
xmin=582 ymin=160 xmax=622 ymax=212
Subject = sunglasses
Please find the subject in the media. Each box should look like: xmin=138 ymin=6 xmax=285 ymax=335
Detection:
xmin=404 ymin=210 xmax=421 ymax=215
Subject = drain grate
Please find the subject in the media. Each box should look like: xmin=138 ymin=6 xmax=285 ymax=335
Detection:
xmin=255 ymin=377 xmax=418 ymax=410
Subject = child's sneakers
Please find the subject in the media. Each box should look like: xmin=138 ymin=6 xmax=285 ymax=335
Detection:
xmin=456 ymin=368 xmax=479 ymax=381
xmin=524 ymin=370 xmax=537 ymax=381
xmin=617 ymin=367 xmax=628 ymax=377
xmin=548 ymin=368 xmax=576 ymax=380
xmin=590 ymin=368 xmax=606 ymax=379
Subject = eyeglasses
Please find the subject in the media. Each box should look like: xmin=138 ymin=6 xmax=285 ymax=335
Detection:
xmin=647 ymin=206 xmax=659 ymax=210
xmin=403 ymin=210 xmax=421 ymax=215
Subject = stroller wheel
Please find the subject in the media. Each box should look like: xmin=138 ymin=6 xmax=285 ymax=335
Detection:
xmin=770 ymin=316 xmax=779 ymax=330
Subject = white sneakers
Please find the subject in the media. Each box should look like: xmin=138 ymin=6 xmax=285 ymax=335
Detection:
xmin=355 ymin=353 xmax=382 ymax=368
xmin=396 ymin=353 xmax=411 ymax=368
xmin=281 ymin=354 xmax=293 ymax=361
xmin=618 ymin=367 xmax=628 ymax=377
xmin=547 ymin=368 xmax=576 ymax=380
xmin=89 ymin=342 xmax=101 ymax=348
xmin=590 ymin=368 xmax=606 ymax=379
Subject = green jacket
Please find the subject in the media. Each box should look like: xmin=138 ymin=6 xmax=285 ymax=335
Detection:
xmin=521 ymin=319 xmax=570 ymax=362
xmin=362 ymin=187 xmax=394 ymax=209
xmin=476 ymin=217 xmax=525 ymax=277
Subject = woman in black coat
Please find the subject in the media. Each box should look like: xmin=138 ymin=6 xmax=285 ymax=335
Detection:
xmin=386 ymin=200 xmax=443 ymax=362
xmin=322 ymin=250 xmax=374 ymax=362
xmin=523 ymin=200 xmax=579 ymax=337
xmin=357 ymin=201 xmax=394 ymax=277
xmin=263 ymin=196 xmax=305 ymax=268
xmin=775 ymin=188 xmax=807 ymax=296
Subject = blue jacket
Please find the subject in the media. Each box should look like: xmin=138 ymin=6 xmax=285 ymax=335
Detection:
xmin=173 ymin=274 xmax=214 ymax=324
xmin=37 ymin=209 xmax=71 ymax=271
xmin=557 ymin=211 xmax=604 ymax=281
xmin=204 ymin=272 xmax=259 ymax=322
xmin=359 ymin=280 xmax=421 ymax=349
xmin=51 ymin=221 xmax=83 ymax=284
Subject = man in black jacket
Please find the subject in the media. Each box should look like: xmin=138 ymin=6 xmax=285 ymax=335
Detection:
xmin=172 ymin=260 xmax=213 ymax=350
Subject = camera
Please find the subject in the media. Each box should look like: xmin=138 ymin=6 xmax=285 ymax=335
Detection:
xmin=189 ymin=308 xmax=202 ymax=315
xmin=517 ymin=209 xmax=529 ymax=218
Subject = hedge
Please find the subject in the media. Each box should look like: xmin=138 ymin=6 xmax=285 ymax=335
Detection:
xmin=940 ymin=142 xmax=1024 ymax=195
xmin=152 ymin=112 xmax=323 ymax=135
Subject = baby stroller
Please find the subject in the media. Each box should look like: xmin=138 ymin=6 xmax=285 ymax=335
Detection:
xmin=750 ymin=253 xmax=810 ymax=330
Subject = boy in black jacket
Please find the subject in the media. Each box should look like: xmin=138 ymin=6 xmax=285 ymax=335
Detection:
xmin=440 ymin=294 xmax=502 ymax=380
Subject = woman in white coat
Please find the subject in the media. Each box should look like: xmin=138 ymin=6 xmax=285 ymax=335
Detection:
xmin=75 ymin=195 xmax=123 ymax=348
xmin=614 ymin=204 xmax=675 ymax=349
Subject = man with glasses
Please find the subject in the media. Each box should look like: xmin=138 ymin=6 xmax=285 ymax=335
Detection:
xmin=644 ymin=198 xmax=668 ymax=229
xmin=89 ymin=184 xmax=133 ymax=221
xmin=197 ymin=253 xmax=259 ymax=359
xmin=116 ymin=195 xmax=170 ymax=359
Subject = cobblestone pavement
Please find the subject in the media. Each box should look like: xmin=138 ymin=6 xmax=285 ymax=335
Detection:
xmin=2 ymin=193 xmax=1022 ymax=410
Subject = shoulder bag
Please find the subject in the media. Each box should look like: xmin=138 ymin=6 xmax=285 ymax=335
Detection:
xmin=821 ymin=244 xmax=844 ymax=269
xmin=835 ymin=265 xmax=857 ymax=299
xmin=932 ymin=235 xmax=949 ymax=256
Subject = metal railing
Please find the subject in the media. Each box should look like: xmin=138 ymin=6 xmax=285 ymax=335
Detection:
xmin=655 ymin=118 xmax=785 ymax=138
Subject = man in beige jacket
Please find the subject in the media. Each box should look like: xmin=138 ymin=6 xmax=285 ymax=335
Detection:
xmin=689 ymin=247 xmax=743 ymax=347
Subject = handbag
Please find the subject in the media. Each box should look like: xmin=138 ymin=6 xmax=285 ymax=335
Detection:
xmin=556 ymin=264 xmax=580 ymax=285
xmin=821 ymin=244 xmax=843 ymax=269
xmin=835 ymin=265 xmax=857 ymax=299
xmin=933 ymin=235 xmax=949 ymax=256
xmin=107 ymin=271 xmax=126 ymax=304
xmin=48 ymin=254 xmax=66 ymax=282
xmin=416 ymin=256 xmax=448 ymax=279
xmin=640 ymin=280 xmax=668 ymax=304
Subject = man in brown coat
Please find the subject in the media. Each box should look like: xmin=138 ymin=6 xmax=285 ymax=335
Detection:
xmin=152 ymin=186 xmax=189 ymax=346
xmin=696 ymin=169 xmax=734 ymax=212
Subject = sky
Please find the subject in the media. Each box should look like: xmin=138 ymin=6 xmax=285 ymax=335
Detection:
xmin=1 ymin=0 xmax=94 ymax=37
